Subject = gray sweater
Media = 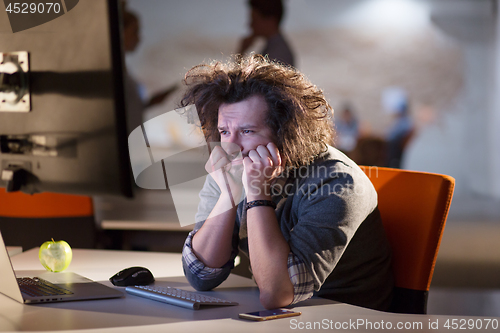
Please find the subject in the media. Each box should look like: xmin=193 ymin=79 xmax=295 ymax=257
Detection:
xmin=182 ymin=146 xmax=393 ymax=311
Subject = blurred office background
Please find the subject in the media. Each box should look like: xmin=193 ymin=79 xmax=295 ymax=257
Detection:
xmin=97 ymin=0 xmax=500 ymax=317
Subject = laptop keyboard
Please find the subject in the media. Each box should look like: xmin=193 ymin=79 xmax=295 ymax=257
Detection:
xmin=17 ymin=277 xmax=74 ymax=297
xmin=126 ymin=285 xmax=238 ymax=310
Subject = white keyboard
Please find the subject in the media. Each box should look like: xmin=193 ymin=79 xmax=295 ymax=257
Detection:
xmin=125 ymin=285 xmax=239 ymax=310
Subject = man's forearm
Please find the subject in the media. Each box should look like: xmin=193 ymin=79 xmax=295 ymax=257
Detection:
xmin=192 ymin=193 xmax=238 ymax=268
xmin=246 ymin=203 xmax=294 ymax=309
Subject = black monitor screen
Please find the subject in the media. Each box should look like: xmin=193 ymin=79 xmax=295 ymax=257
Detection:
xmin=0 ymin=0 xmax=133 ymax=197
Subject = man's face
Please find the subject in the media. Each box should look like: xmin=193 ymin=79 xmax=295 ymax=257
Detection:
xmin=218 ymin=95 xmax=275 ymax=159
xmin=250 ymin=8 xmax=274 ymax=37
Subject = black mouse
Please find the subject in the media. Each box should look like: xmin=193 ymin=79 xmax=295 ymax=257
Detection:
xmin=110 ymin=266 xmax=155 ymax=286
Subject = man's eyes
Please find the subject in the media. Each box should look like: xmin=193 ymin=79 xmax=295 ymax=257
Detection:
xmin=218 ymin=130 xmax=254 ymax=135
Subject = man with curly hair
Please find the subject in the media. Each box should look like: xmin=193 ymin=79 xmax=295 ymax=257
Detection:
xmin=180 ymin=55 xmax=393 ymax=311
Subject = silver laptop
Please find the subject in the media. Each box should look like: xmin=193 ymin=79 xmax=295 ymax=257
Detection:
xmin=0 ymin=231 xmax=123 ymax=304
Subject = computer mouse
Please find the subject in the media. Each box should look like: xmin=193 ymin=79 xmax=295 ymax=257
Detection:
xmin=109 ymin=266 xmax=155 ymax=287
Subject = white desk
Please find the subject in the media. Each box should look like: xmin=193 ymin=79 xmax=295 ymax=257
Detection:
xmin=2 ymin=249 xmax=498 ymax=333
xmin=6 ymin=247 xmax=22 ymax=257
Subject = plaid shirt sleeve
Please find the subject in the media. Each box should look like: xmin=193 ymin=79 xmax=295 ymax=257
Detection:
xmin=182 ymin=230 xmax=228 ymax=280
xmin=288 ymin=252 xmax=315 ymax=304
xmin=183 ymin=230 xmax=313 ymax=301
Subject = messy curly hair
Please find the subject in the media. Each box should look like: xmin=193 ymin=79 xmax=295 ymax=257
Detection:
xmin=180 ymin=54 xmax=334 ymax=169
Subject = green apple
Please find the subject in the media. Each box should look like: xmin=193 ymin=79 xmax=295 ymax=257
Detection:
xmin=38 ymin=238 xmax=72 ymax=272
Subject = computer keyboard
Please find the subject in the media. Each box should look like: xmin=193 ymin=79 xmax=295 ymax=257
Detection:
xmin=125 ymin=285 xmax=238 ymax=310
xmin=17 ymin=277 xmax=73 ymax=297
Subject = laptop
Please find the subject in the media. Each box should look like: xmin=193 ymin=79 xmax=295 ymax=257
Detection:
xmin=0 ymin=231 xmax=123 ymax=304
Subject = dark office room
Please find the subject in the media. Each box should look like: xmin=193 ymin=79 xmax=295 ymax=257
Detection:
xmin=1 ymin=0 xmax=500 ymax=331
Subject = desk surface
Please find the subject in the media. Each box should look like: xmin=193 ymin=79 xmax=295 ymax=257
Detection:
xmin=6 ymin=247 xmax=22 ymax=257
xmin=2 ymin=249 xmax=498 ymax=333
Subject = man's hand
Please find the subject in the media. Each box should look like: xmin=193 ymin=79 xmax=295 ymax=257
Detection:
xmin=243 ymin=142 xmax=293 ymax=308
xmin=243 ymin=142 xmax=283 ymax=200
xmin=205 ymin=143 xmax=245 ymax=207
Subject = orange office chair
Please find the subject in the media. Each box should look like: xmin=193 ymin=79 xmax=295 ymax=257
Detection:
xmin=0 ymin=188 xmax=97 ymax=250
xmin=361 ymin=166 xmax=455 ymax=314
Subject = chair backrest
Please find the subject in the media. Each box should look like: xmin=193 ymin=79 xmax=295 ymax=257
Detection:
xmin=361 ymin=166 xmax=455 ymax=314
xmin=0 ymin=188 xmax=96 ymax=249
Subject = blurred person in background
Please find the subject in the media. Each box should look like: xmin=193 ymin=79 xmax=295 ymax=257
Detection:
xmin=334 ymin=103 xmax=359 ymax=156
xmin=122 ymin=5 xmax=178 ymax=134
xmin=237 ymin=0 xmax=295 ymax=67
xmin=382 ymin=87 xmax=414 ymax=168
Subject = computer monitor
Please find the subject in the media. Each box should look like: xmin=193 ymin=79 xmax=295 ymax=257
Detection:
xmin=0 ymin=0 xmax=133 ymax=197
